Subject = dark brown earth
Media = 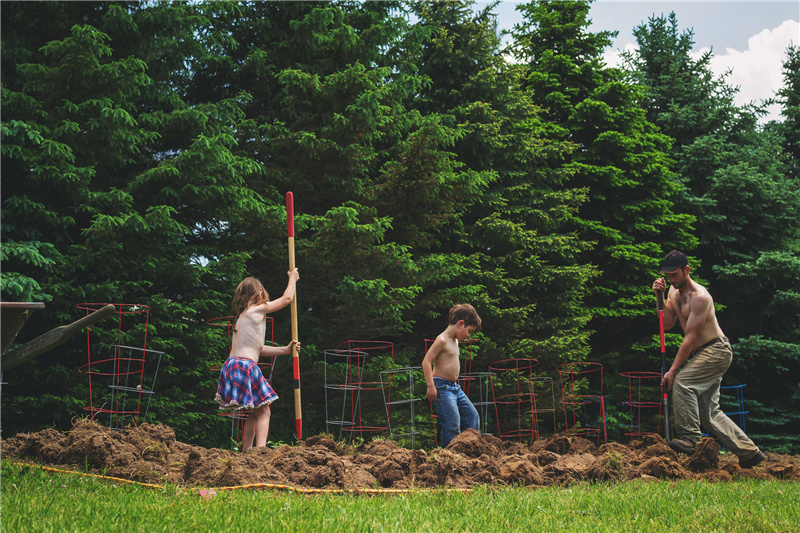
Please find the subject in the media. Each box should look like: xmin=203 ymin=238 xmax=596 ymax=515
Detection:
xmin=2 ymin=419 xmax=798 ymax=490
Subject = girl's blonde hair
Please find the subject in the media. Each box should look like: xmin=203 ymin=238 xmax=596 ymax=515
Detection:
xmin=232 ymin=277 xmax=268 ymax=330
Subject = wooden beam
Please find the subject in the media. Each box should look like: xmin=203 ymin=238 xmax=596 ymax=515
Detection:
xmin=1 ymin=304 xmax=116 ymax=373
xmin=1 ymin=302 xmax=46 ymax=354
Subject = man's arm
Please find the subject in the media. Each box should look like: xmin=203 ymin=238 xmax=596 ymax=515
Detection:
xmin=422 ymin=337 xmax=443 ymax=401
xmin=662 ymin=293 xmax=712 ymax=389
xmin=653 ymin=278 xmax=677 ymax=330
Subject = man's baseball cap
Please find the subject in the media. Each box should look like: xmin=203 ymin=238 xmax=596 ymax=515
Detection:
xmin=659 ymin=250 xmax=688 ymax=273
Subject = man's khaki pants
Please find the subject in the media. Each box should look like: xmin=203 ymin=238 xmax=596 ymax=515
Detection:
xmin=672 ymin=339 xmax=760 ymax=459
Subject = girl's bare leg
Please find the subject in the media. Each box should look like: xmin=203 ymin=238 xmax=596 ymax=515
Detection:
xmin=242 ymin=404 xmax=271 ymax=451
xmin=254 ymin=404 xmax=271 ymax=448
xmin=242 ymin=411 xmax=257 ymax=452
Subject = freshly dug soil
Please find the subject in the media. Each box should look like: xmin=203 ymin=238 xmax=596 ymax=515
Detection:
xmin=2 ymin=419 xmax=798 ymax=490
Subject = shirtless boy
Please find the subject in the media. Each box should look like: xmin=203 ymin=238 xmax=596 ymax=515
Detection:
xmin=652 ymin=250 xmax=764 ymax=467
xmin=422 ymin=304 xmax=482 ymax=448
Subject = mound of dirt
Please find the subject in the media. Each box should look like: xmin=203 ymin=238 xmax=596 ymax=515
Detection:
xmin=3 ymin=420 xmax=798 ymax=489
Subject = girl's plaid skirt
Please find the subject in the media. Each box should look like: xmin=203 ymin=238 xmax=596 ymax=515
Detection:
xmin=215 ymin=357 xmax=278 ymax=410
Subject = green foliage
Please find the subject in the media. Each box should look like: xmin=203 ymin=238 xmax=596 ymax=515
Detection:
xmin=407 ymin=1 xmax=595 ymax=367
xmin=1 ymin=1 xmax=797 ymax=452
xmin=510 ymin=1 xmax=695 ymax=370
xmin=0 ymin=241 xmax=57 ymax=301
xmin=0 ymin=1 xmax=259 ymax=447
xmin=771 ymin=45 xmax=800 ymax=181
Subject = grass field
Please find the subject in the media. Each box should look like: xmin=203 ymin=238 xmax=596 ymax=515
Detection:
xmin=2 ymin=461 xmax=798 ymax=532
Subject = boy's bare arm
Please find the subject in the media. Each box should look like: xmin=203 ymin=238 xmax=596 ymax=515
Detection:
xmin=422 ymin=337 xmax=444 ymax=401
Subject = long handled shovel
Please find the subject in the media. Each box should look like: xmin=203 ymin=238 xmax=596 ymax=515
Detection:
xmin=286 ymin=191 xmax=302 ymax=440
xmin=657 ymin=289 xmax=670 ymax=443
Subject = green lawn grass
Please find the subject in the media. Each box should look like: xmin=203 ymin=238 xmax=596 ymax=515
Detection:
xmin=2 ymin=460 xmax=798 ymax=532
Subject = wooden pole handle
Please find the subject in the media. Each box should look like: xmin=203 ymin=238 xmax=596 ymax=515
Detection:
xmin=287 ymin=192 xmax=302 ymax=440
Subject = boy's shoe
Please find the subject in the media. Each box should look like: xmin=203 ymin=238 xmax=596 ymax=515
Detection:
xmin=669 ymin=438 xmax=696 ymax=455
xmin=739 ymin=451 xmax=765 ymax=469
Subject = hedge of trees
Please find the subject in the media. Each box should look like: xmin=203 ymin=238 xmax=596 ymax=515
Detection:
xmin=2 ymin=1 xmax=798 ymax=452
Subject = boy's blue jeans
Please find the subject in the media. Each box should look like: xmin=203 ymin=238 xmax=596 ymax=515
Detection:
xmin=434 ymin=377 xmax=480 ymax=448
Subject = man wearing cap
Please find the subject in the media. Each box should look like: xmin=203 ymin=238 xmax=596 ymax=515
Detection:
xmin=652 ymin=250 xmax=765 ymax=468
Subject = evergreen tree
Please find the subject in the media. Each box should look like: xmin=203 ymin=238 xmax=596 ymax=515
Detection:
xmin=179 ymin=1 xmax=437 ymax=439
xmin=771 ymin=45 xmax=800 ymax=182
xmin=510 ymin=1 xmax=694 ymax=373
xmin=404 ymin=1 xmax=596 ymax=369
xmin=186 ymin=1 xmax=426 ymax=342
xmin=1 ymin=1 xmax=265 ymax=446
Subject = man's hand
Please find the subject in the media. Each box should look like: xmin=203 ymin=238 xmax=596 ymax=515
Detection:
xmin=426 ymin=384 xmax=437 ymax=402
xmin=661 ymin=369 xmax=676 ymax=390
xmin=287 ymin=340 xmax=301 ymax=355
xmin=653 ymin=277 xmax=667 ymax=293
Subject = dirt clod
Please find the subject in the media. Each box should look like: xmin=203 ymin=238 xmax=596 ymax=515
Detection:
xmin=3 ymin=420 xmax=798 ymax=489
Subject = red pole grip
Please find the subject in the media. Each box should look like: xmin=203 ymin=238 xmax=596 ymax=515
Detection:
xmin=286 ymin=192 xmax=294 ymax=238
xmin=657 ymin=290 xmax=666 ymax=352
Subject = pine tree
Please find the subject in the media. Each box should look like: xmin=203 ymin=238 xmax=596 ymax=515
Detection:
xmin=178 ymin=1 xmax=438 ymax=439
xmin=1 ymin=2 xmax=265 ymax=446
xmin=772 ymin=45 xmax=800 ymax=182
xmin=404 ymin=1 xmax=596 ymax=368
xmin=510 ymin=1 xmax=694 ymax=373
xmin=186 ymin=1 xmax=428 ymax=345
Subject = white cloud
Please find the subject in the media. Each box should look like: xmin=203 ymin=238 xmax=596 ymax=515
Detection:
xmin=603 ymin=19 xmax=799 ymax=123
xmin=698 ymin=19 xmax=798 ymax=122
xmin=603 ymin=42 xmax=637 ymax=73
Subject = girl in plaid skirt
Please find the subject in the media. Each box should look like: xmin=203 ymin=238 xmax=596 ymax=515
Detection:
xmin=215 ymin=270 xmax=299 ymax=451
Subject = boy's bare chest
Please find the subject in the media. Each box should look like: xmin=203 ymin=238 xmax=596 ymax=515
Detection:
xmin=435 ymin=337 xmax=460 ymax=364
xmin=440 ymin=341 xmax=459 ymax=360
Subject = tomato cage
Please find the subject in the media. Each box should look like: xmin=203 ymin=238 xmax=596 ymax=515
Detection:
xmin=530 ymin=376 xmax=558 ymax=437
xmin=489 ymin=358 xmax=540 ymax=446
xmin=324 ymin=340 xmax=394 ymax=443
xmin=208 ymin=315 xmax=280 ymax=450
xmin=557 ymin=362 xmax=608 ymax=445
xmin=380 ymin=364 xmax=423 ymax=449
xmin=618 ymin=371 xmax=663 ymax=439
xmin=425 ymin=338 xmax=493 ymax=447
xmin=78 ymin=303 xmax=163 ymax=429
